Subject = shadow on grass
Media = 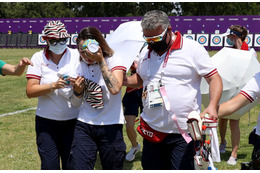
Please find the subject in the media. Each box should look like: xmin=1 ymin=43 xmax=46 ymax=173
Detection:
xmin=221 ymin=150 xmax=249 ymax=161
xmin=123 ymin=152 xmax=142 ymax=170
xmin=94 ymin=151 xmax=142 ymax=170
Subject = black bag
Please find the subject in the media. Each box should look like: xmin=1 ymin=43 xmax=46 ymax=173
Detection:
xmin=251 ymin=147 xmax=260 ymax=170
xmin=241 ymin=129 xmax=260 ymax=170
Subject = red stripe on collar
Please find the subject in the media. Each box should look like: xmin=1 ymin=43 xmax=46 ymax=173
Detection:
xmin=44 ymin=47 xmax=50 ymax=60
xmin=171 ymin=31 xmax=183 ymax=50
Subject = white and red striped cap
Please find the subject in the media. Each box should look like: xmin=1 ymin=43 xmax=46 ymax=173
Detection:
xmin=42 ymin=20 xmax=70 ymax=39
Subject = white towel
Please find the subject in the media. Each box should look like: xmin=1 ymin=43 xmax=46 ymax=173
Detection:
xmin=210 ymin=128 xmax=221 ymax=162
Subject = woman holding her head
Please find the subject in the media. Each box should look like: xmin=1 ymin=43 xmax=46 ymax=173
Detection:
xmin=26 ymin=21 xmax=80 ymax=170
xmin=219 ymin=24 xmax=249 ymax=165
xmin=68 ymin=26 xmax=127 ymax=170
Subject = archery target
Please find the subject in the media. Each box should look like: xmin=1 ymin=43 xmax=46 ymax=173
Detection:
xmin=183 ymin=34 xmax=195 ymax=40
xmin=224 ymin=37 xmax=230 ymax=47
xmin=196 ymin=34 xmax=209 ymax=46
xmin=65 ymin=37 xmax=70 ymax=45
xmin=210 ymin=34 xmax=223 ymax=47
xmin=70 ymin=34 xmax=78 ymax=45
xmin=38 ymin=34 xmax=47 ymax=45
xmin=245 ymin=34 xmax=253 ymax=47
xmin=254 ymin=34 xmax=260 ymax=47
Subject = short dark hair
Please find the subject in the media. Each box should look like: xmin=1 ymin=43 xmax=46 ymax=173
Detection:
xmin=229 ymin=25 xmax=248 ymax=42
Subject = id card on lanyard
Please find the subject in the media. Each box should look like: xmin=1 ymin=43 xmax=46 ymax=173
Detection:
xmin=146 ymin=40 xmax=174 ymax=109
xmin=148 ymin=84 xmax=163 ymax=108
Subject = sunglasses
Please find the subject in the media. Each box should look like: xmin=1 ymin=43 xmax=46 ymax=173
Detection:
xmin=49 ymin=38 xmax=68 ymax=46
xmin=143 ymin=26 xmax=168 ymax=43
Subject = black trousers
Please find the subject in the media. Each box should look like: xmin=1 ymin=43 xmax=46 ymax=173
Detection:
xmin=35 ymin=116 xmax=76 ymax=170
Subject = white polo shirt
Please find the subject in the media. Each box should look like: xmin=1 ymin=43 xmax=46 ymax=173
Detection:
xmin=75 ymin=54 xmax=127 ymax=125
xmin=26 ymin=47 xmax=80 ymax=121
xmin=137 ymin=31 xmax=217 ymax=134
xmin=240 ymin=71 xmax=260 ymax=136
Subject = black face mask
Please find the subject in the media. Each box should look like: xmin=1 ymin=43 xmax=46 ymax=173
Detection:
xmin=148 ymin=31 xmax=171 ymax=53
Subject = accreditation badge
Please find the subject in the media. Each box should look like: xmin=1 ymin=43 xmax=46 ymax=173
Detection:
xmin=148 ymin=84 xmax=163 ymax=109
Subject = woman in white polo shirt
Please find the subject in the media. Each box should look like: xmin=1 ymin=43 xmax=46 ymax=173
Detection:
xmin=67 ymin=26 xmax=127 ymax=170
xmin=26 ymin=21 xmax=80 ymax=170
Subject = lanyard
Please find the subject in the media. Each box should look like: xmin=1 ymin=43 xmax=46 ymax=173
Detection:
xmin=147 ymin=39 xmax=175 ymax=85
xmin=160 ymin=76 xmax=192 ymax=143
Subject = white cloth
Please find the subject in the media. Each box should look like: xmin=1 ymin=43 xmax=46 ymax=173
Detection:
xmin=210 ymin=128 xmax=221 ymax=162
xmin=137 ymin=33 xmax=217 ymax=134
xmin=240 ymin=71 xmax=260 ymax=136
xmin=72 ymin=54 xmax=127 ymax=125
xmin=26 ymin=48 xmax=80 ymax=120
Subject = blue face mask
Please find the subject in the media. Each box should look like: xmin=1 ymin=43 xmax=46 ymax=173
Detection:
xmin=227 ymin=37 xmax=235 ymax=46
xmin=49 ymin=43 xmax=67 ymax=55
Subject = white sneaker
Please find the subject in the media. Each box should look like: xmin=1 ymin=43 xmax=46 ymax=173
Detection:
xmin=125 ymin=143 xmax=141 ymax=161
xmin=227 ymin=156 xmax=237 ymax=165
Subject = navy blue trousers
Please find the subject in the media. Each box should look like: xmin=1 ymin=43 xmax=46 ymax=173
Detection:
xmin=123 ymin=88 xmax=143 ymax=116
xmin=35 ymin=116 xmax=76 ymax=170
xmin=68 ymin=120 xmax=126 ymax=170
xmin=142 ymin=133 xmax=195 ymax=170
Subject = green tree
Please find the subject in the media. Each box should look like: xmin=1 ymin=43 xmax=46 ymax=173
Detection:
xmin=2 ymin=2 xmax=75 ymax=18
xmin=179 ymin=2 xmax=260 ymax=16
xmin=45 ymin=2 xmax=75 ymax=18
xmin=1 ymin=2 xmax=260 ymax=19
xmin=137 ymin=2 xmax=177 ymax=16
xmin=0 ymin=3 xmax=7 ymax=18
xmin=70 ymin=2 xmax=139 ymax=17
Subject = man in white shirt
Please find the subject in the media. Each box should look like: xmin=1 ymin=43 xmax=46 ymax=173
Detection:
xmin=125 ymin=10 xmax=223 ymax=170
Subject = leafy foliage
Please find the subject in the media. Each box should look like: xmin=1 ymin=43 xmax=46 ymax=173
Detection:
xmin=1 ymin=2 xmax=260 ymax=19
xmin=179 ymin=2 xmax=260 ymax=16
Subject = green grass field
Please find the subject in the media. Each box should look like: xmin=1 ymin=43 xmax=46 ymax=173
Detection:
xmin=0 ymin=48 xmax=259 ymax=170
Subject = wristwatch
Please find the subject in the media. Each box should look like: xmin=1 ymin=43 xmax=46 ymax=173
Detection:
xmin=74 ymin=90 xmax=83 ymax=96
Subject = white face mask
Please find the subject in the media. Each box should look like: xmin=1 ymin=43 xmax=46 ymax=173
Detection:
xmin=49 ymin=43 xmax=67 ymax=55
